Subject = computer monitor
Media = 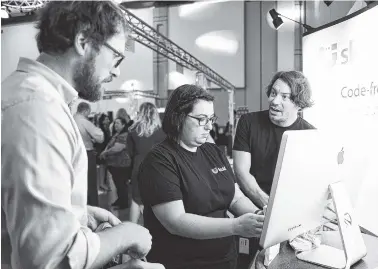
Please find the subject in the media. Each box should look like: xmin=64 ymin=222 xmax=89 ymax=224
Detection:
xmin=259 ymin=129 xmax=370 ymax=267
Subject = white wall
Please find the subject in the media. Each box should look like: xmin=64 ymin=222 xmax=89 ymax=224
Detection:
xmin=168 ymin=1 xmax=245 ymax=89
xmin=105 ymin=8 xmax=154 ymax=92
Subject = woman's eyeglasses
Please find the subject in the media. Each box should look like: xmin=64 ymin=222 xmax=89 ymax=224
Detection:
xmin=187 ymin=115 xmax=218 ymax=126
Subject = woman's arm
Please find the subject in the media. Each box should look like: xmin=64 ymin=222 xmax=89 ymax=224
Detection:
xmin=152 ymin=200 xmax=235 ymax=240
xmin=152 ymin=199 xmax=264 ymax=240
xmin=229 ymin=183 xmax=260 ymax=217
xmin=103 ymin=142 xmax=125 ymax=156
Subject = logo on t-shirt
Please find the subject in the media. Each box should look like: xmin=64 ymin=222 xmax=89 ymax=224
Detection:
xmin=211 ymin=166 xmax=227 ymax=174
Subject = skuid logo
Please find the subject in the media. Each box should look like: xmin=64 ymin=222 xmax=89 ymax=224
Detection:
xmin=211 ymin=166 xmax=227 ymax=174
xmin=319 ymin=40 xmax=353 ymax=67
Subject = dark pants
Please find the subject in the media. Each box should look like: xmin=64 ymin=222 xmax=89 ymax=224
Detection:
xmin=108 ymin=166 xmax=130 ymax=207
xmin=87 ymin=150 xmax=99 ymax=206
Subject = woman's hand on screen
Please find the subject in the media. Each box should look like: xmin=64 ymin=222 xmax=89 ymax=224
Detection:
xmin=233 ymin=213 xmax=265 ymax=238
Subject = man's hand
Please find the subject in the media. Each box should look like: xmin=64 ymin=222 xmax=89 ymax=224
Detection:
xmin=110 ymin=259 xmax=165 ymax=269
xmin=87 ymin=206 xmax=121 ymax=230
xmin=119 ymin=222 xmax=152 ymax=258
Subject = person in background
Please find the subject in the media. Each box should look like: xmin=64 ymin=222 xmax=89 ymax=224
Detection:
xmin=210 ymin=122 xmax=219 ymax=142
xmin=233 ymin=70 xmax=315 ymax=210
xmin=138 ymin=84 xmax=265 ymax=269
xmin=100 ymin=117 xmax=131 ymax=209
xmin=216 ymin=126 xmax=229 ymax=156
xmin=96 ymin=113 xmax=112 ymax=191
xmin=224 ymin=109 xmax=237 ymax=157
xmin=111 ymin=108 xmax=132 ymax=135
xmin=1 ymin=2 xmax=161 ymax=268
xmin=74 ymin=102 xmax=104 ymax=206
xmin=127 ymin=115 xmax=135 ymax=129
xmin=127 ymin=102 xmax=166 ymax=223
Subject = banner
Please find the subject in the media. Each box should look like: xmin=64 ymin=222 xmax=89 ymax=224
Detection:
xmin=303 ymin=5 xmax=378 ymax=235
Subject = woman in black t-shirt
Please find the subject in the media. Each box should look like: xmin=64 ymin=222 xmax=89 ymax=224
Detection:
xmin=138 ymin=85 xmax=265 ymax=269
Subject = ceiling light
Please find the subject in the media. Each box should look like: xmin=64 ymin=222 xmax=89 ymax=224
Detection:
xmin=195 ymin=31 xmax=239 ymax=55
xmin=1 ymin=7 xmax=9 ymax=18
xmin=169 ymin=71 xmax=190 ymax=88
xmin=178 ymin=2 xmax=212 ymax=18
xmin=115 ymin=97 xmax=128 ymax=103
xmin=120 ymin=79 xmax=142 ymax=91
xmin=178 ymin=0 xmax=227 ymax=19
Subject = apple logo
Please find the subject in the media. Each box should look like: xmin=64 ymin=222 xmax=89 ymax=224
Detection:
xmin=337 ymin=147 xmax=344 ymax=165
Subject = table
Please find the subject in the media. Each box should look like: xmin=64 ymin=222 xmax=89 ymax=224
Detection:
xmin=254 ymin=232 xmax=378 ymax=269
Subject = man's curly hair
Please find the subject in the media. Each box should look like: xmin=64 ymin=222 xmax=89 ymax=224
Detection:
xmin=266 ymin=71 xmax=314 ymax=109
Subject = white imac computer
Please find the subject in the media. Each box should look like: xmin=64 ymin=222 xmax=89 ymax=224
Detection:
xmin=259 ymin=129 xmax=369 ymax=269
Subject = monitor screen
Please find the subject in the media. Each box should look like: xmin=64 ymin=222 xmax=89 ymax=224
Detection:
xmin=259 ymin=129 xmax=371 ymax=249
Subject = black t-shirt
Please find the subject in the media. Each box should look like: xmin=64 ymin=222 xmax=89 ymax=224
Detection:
xmin=127 ymin=128 xmax=166 ymax=181
xmin=139 ymin=139 xmax=237 ymax=269
xmin=233 ymin=110 xmax=315 ymax=194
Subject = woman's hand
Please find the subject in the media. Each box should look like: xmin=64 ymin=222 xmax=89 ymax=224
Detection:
xmin=233 ymin=212 xmax=265 ymax=238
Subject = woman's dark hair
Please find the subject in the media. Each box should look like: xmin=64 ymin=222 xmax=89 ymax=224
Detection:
xmin=266 ymin=71 xmax=314 ymax=109
xmin=35 ymin=1 xmax=129 ymax=54
xmin=98 ymin=113 xmax=109 ymax=130
xmin=115 ymin=117 xmax=128 ymax=134
xmin=163 ymin=84 xmax=214 ymax=141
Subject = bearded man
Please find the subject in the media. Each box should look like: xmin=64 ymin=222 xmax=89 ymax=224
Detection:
xmin=1 ymin=2 xmax=163 ymax=269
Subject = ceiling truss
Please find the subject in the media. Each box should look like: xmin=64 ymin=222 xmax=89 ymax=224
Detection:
xmin=119 ymin=5 xmax=235 ymax=91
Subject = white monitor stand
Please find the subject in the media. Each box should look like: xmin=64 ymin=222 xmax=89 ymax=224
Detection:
xmin=296 ymin=181 xmax=367 ymax=269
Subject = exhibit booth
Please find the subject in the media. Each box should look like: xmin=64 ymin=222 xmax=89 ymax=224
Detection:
xmin=254 ymin=3 xmax=378 ymax=269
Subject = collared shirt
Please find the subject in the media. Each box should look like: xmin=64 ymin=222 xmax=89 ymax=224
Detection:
xmin=1 ymin=57 xmax=100 ymax=269
xmin=74 ymin=114 xmax=104 ymax=151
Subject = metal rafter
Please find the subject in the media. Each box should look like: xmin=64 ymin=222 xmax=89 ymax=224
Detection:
xmin=1 ymin=1 xmax=235 ymax=92
xmin=2 ymin=0 xmax=46 ymax=12
xmin=120 ymin=6 xmax=235 ymax=91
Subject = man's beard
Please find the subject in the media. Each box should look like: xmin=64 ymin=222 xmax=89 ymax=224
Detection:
xmin=73 ymin=53 xmax=103 ymax=102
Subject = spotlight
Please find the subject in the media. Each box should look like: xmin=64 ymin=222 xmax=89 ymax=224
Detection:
xmin=268 ymin=8 xmax=315 ymax=32
xmin=324 ymin=1 xmax=334 ymax=7
xmin=269 ymin=9 xmax=284 ymax=30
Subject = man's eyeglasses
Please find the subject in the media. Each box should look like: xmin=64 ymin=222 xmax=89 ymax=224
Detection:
xmin=187 ymin=115 xmax=218 ymax=126
xmin=103 ymin=42 xmax=125 ymax=68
